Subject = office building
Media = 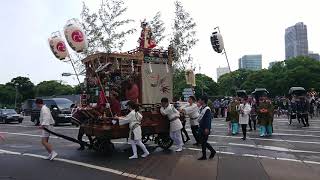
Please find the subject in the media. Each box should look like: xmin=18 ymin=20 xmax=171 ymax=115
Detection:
xmin=217 ymin=67 xmax=230 ymax=79
xmin=308 ymin=52 xmax=320 ymax=61
xmin=285 ymin=22 xmax=308 ymax=59
xmin=238 ymin=54 xmax=262 ymax=70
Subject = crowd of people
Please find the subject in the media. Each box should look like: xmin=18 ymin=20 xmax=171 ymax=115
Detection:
xmin=36 ymin=95 xmax=216 ymax=161
xmin=274 ymin=95 xmax=320 ymax=119
xmin=35 ymin=90 xmax=319 ymax=162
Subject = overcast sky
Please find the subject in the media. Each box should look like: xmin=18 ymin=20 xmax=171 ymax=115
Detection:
xmin=1 ymin=0 xmax=319 ymax=85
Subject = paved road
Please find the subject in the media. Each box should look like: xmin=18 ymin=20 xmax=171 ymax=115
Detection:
xmin=1 ymin=116 xmax=320 ymax=180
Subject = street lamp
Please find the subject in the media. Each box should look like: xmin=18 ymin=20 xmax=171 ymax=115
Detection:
xmin=14 ymin=83 xmax=19 ymax=109
xmin=62 ymin=73 xmax=73 ymax=77
xmin=62 ymin=70 xmax=85 ymax=77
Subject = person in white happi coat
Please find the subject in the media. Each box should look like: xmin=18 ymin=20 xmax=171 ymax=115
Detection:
xmin=239 ymin=98 xmax=252 ymax=140
xmin=35 ymin=99 xmax=58 ymax=160
xmin=181 ymin=96 xmax=200 ymax=146
xmin=114 ymin=101 xmax=150 ymax=159
xmin=160 ymin=97 xmax=184 ymax=152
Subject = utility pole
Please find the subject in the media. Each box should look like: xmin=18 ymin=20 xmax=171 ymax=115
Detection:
xmin=14 ymin=83 xmax=19 ymax=109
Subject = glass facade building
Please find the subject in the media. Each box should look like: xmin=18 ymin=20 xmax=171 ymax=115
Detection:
xmin=216 ymin=67 xmax=230 ymax=80
xmin=238 ymin=55 xmax=262 ymax=70
xmin=285 ymin=22 xmax=308 ymax=59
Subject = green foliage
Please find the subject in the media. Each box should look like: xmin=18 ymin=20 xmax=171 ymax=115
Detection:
xmin=173 ymin=70 xmax=219 ymax=99
xmin=35 ymin=81 xmax=75 ymax=97
xmin=0 ymin=76 xmax=35 ymax=108
xmin=218 ymin=56 xmax=320 ymax=97
xmin=0 ymin=84 xmax=15 ymax=108
xmin=173 ymin=70 xmax=188 ymax=99
xmin=171 ymin=1 xmax=198 ymax=70
xmin=7 ymin=76 xmax=35 ymax=102
xmin=80 ymin=0 xmax=136 ymax=54
xmin=218 ymin=69 xmax=252 ymax=96
xmin=150 ymin=12 xmax=166 ymax=47
xmin=194 ymin=74 xmax=219 ymax=98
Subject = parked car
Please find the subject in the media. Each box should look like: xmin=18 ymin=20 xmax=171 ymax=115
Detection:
xmin=21 ymin=99 xmax=35 ymax=116
xmin=0 ymin=109 xmax=23 ymax=124
xmin=31 ymin=98 xmax=73 ymax=126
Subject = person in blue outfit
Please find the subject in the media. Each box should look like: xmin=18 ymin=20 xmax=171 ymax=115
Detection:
xmin=197 ymin=95 xmax=216 ymax=160
xmin=226 ymin=98 xmax=240 ymax=135
xmin=257 ymin=94 xmax=274 ymax=137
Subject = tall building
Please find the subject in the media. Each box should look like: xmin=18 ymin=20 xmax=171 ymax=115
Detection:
xmin=285 ymin=22 xmax=308 ymax=59
xmin=308 ymin=52 xmax=320 ymax=61
xmin=238 ymin=54 xmax=262 ymax=70
xmin=216 ymin=67 xmax=230 ymax=79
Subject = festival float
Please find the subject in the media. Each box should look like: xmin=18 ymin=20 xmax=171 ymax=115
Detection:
xmin=49 ymin=19 xmax=176 ymax=153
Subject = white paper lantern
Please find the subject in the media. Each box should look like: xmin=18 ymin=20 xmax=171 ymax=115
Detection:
xmin=64 ymin=18 xmax=88 ymax=52
xmin=48 ymin=32 xmax=69 ymax=60
xmin=210 ymin=32 xmax=224 ymax=53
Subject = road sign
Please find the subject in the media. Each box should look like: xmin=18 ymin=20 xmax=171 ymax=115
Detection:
xmin=183 ymin=88 xmax=193 ymax=92
xmin=182 ymin=92 xmax=194 ymax=95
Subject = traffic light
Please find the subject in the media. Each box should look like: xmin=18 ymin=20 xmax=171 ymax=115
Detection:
xmin=210 ymin=31 xmax=224 ymax=53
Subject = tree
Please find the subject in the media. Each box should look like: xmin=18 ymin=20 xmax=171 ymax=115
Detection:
xmin=171 ymin=1 xmax=198 ymax=70
xmin=217 ymin=69 xmax=252 ymax=96
xmin=0 ymin=84 xmax=15 ymax=108
xmin=80 ymin=2 xmax=103 ymax=55
xmin=149 ymin=12 xmax=166 ymax=47
xmin=194 ymin=74 xmax=219 ymax=98
xmin=35 ymin=81 xmax=75 ymax=97
xmin=217 ymin=56 xmax=320 ymax=97
xmin=75 ymin=0 xmax=136 ymax=73
xmin=5 ymin=76 xmax=35 ymax=104
xmin=98 ymin=0 xmax=136 ymax=52
xmin=172 ymin=70 xmax=218 ymax=99
xmin=172 ymin=70 xmax=188 ymax=99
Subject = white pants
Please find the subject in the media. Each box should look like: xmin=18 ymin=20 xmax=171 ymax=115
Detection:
xmin=170 ymin=130 xmax=184 ymax=148
xmin=128 ymin=139 xmax=149 ymax=156
xmin=41 ymin=125 xmax=54 ymax=138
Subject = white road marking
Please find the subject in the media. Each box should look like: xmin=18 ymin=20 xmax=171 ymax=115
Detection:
xmin=0 ymin=149 xmax=157 ymax=180
xmin=0 ymin=149 xmax=22 ymax=155
xmin=272 ymin=129 xmax=320 ymax=133
xmin=227 ymin=143 xmax=320 ymax=154
xmin=275 ymin=120 xmax=320 ymax=123
xmin=228 ymin=143 xmax=255 ymax=148
xmin=205 ymin=134 xmax=320 ymax=145
xmin=184 ymin=147 xmax=311 ymax=164
xmin=219 ymin=151 xmax=235 ymax=155
xmin=4 ymin=130 xmax=320 ymax=153
xmin=242 ymin=154 xmax=258 ymax=158
xmin=276 ymin=158 xmax=302 ymax=163
xmin=0 ymin=132 xmax=59 ymax=139
xmin=2 ymin=124 xmax=79 ymax=130
xmin=257 ymin=155 xmax=276 ymax=160
xmin=303 ymin=160 xmax=320 ymax=165
xmin=273 ymin=133 xmax=320 ymax=138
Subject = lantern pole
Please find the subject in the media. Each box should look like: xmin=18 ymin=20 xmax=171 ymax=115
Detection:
xmin=214 ymin=26 xmax=231 ymax=72
xmin=68 ymin=56 xmax=82 ymax=86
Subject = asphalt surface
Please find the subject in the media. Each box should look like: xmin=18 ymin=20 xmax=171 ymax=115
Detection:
xmin=0 ymin=116 xmax=320 ymax=180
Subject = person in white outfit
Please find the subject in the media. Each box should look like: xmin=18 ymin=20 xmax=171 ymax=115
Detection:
xmin=239 ymin=98 xmax=252 ymax=140
xmin=35 ymin=99 xmax=58 ymax=160
xmin=181 ymin=96 xmax=200 ymax=146
xmin=160 ymin=97 xmax=184 ymax=152
xmin=114 ymin=101 xmax=150 ymax=159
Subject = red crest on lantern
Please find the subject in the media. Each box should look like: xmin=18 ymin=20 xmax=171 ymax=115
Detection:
xmin=64 ymin=18 xmax=88 ymax=53
xmin=48 ymin=31 xmax=69 ymax=60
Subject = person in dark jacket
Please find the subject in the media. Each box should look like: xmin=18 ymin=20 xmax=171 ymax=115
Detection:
xmin=197 ymin=95 xmax=216 ymax=160
xmin=296 ymin=96 xmax=310 ymax=127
